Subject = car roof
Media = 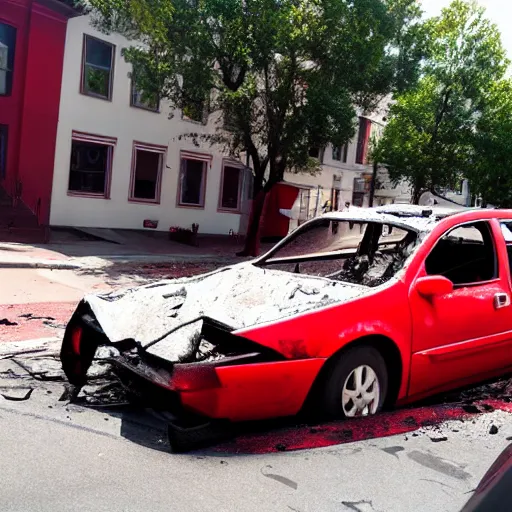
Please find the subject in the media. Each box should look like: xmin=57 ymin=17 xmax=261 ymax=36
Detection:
xmin=375 ymin=204 xmax=470 ymax=218
xmin=321 ymin=205 xmax=512 ymax=234
xmin=321 ymin=206 xmax=453 ymax=233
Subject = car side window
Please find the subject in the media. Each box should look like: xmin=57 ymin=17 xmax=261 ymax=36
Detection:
xmin=500 ymin=222 xmax=512 ymax=277
xmin=425 ymin=221 xmax=497 ymax=286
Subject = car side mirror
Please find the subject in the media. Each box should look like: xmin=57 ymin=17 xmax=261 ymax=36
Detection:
xmin=415 ymin=276 xmax=453 ymax=298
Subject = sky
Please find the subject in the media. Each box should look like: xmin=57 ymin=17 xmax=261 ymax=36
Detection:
xmin=420 ymin=0 xmax=512 ymax=59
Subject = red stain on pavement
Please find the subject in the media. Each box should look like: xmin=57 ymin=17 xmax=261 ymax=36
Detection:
xmin=484 ymin=399 xmax=512 ymax=413
xmin=211 ymin=401 xmax=510 ymax=454
xmin=0 ymin=302 xmax=77 ymax=342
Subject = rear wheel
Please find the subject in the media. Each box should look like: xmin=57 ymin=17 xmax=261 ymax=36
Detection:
xmin=320 ymin=346 xmax=388 ymax=418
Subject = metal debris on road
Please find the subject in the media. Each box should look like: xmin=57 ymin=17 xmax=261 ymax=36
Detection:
xmin=0 ymin=387 xmax=33 ymax=401
xmin=0 ymin=318 xmax=18 ymax=326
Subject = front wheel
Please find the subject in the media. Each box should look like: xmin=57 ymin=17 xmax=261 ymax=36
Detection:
xmin=320 ymin=346 xmax=388 ymax=418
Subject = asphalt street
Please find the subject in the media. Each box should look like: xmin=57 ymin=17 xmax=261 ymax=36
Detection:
xmin=0 ymin=341 xmax=511 ymax=512
xmin=1 ymin=268 xmax=512 ymax=512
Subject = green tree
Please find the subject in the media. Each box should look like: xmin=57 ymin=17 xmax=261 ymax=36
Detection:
xmin=471 ymin=80 xmax=512 ymax=207
xmin=374 ymin=0 xmax=509 ymax=204
xmin=84 ymin=0 xmax=424 ymax=254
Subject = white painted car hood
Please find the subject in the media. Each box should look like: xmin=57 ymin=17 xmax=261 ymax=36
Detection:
xmin=83 ymin=263 xmax=369 ymax=361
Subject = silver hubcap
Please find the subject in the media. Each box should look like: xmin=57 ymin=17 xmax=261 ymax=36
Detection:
xmin=341 ymin=365 xmax=380 ymax=417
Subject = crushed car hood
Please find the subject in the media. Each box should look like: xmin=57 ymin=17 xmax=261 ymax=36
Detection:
xmin=83 ymin=263 xmax=368 ymax=361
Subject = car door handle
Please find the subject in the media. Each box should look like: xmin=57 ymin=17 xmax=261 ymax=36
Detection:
xmin=494 ymin=293 xmax=510 ymax=309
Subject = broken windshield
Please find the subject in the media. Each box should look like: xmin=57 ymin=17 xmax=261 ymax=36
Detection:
xmin=258 ymin=219 xmax=418 ymax=288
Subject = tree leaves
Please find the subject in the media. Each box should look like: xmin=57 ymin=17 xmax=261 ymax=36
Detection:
xmin=374 ymin=0 xmax=510 ymax=204
xmin=84 ymin=0 xmax=423 ymax=193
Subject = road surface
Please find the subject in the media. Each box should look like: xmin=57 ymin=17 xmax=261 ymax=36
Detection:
xmin=1 ymin=267 xmax=512 ymax=512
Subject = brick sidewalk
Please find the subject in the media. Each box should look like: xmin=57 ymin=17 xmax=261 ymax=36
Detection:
xmin=0 ymin=228 xmax=277 ymax=270
xmin=0 ymin=261 xmax=228 ymax=343
xmin=0 ymin=302 xmax=77 ymax=342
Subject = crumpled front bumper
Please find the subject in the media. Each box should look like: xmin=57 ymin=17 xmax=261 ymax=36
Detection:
xmin=60 ymin=301 xmax=326 ymax=422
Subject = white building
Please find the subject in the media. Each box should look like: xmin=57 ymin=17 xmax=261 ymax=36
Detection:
xmin=49 ymin=15 xmax=410 ymax=237
xmin=283 ymin=113 xmax=411 ymax=231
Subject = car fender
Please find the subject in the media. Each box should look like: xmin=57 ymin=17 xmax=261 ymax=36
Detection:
xmin=235 ymin=280 xmax=412 ymax=400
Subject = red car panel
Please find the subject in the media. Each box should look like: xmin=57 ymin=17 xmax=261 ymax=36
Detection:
xmin=236 ymin=281 xmax=412 ymax=401
xmin=181 ymin=359 xmax=325 ymax=421
xmin=407 ymin=216 xmax=512 ymax=398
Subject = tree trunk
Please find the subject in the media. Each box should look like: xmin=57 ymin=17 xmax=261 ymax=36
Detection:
xmin=237 ymin=188 xmax=269 ymax=257
xmin=412 ymin=186 xmax=423 ymax=205
xmin=237 ymin=155 xmax=282 ymax=258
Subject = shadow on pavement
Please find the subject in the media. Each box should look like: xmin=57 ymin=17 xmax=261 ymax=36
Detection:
xmin=2 ymin=346 xmax=511 ymax=457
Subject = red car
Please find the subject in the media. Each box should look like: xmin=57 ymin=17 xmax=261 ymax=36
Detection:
xmin=61 ymin=206 xmax=512 ymax=447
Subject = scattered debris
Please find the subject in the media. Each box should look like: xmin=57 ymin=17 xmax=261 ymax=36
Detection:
xmin=74 ymin=381 xmax=128 ymax=407
xmin=12 ymin=357 xmax=65 ymax=381
xmin=0 ymin=318 xmax=18 ymax=326
xmin=462 ymin=405 xmax=481 ymax=414
xmin=19 ymin=313 xmax=56 ymax=321
xmin=403 ymin=416 xmax=418 ymax=427
xmin=430 ymin=437 xmax=448 ymax=443
xmin=42 ymin=320 xmax=66 ymax=329
xmin=59 ymin=384 xmax=78 ymax=402
xmin=341 ymin=500 xmax=377 ymax=512
xmin=489 ymin=425 xmax=499 ymax=435
xmin=0 ymin=387 xmax=33 ymax=401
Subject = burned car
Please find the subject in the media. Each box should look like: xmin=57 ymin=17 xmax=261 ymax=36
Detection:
xmin=61 ymin=206 xmax=512 ymax=449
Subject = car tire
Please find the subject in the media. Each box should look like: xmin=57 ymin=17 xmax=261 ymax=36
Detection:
xmin=320 ymin=345 xmax=388 ymax=419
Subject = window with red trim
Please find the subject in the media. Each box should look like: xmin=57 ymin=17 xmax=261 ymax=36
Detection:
xmin=356 ymin=117 xmax=372 ymax=164
xmin=178 ymin=155 xmax=209 ymax=207
xmin=332 ymin=143 xmax=348 ymax=163
xmin=129 ymin=143 xmax=165 ymax=202
xmin=219 ymin=164 xmax=242 ymax=211
xmin=0 ymin=23 xmax=16 ymax=97
xmin=81 ymin=35 xmax=115 ymax=101
xmin=68 ymin=132 xmax=115 ymax=198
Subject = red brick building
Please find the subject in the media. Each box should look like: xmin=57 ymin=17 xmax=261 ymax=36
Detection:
xmin=0 ymin=0 xmax=78 ymax=239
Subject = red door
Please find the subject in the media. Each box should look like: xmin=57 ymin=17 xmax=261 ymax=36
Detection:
xmin=408 ymin=220 xmax=512 ymax=398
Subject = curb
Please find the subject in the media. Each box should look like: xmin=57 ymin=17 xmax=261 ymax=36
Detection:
xmin=0 ymin=254 xmax=252 ymax=270
xmin=0 ymin=253 xmax=253 ymax=270
xmin=100 ymin=254 xmax=248 ymax=265
xmin=0 ymin=261 xmax=82 ymax=270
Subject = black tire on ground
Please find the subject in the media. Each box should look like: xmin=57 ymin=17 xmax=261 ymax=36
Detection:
xmin=320 ymin=345 xmax=388 ymax=419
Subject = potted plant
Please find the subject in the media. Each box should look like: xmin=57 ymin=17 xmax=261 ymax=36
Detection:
xmin=169 ymin=224 xmax=199 ymax=246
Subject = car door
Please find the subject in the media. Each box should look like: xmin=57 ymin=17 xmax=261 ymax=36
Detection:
xmin=408 ymin=219 xmax=512 ymax=398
